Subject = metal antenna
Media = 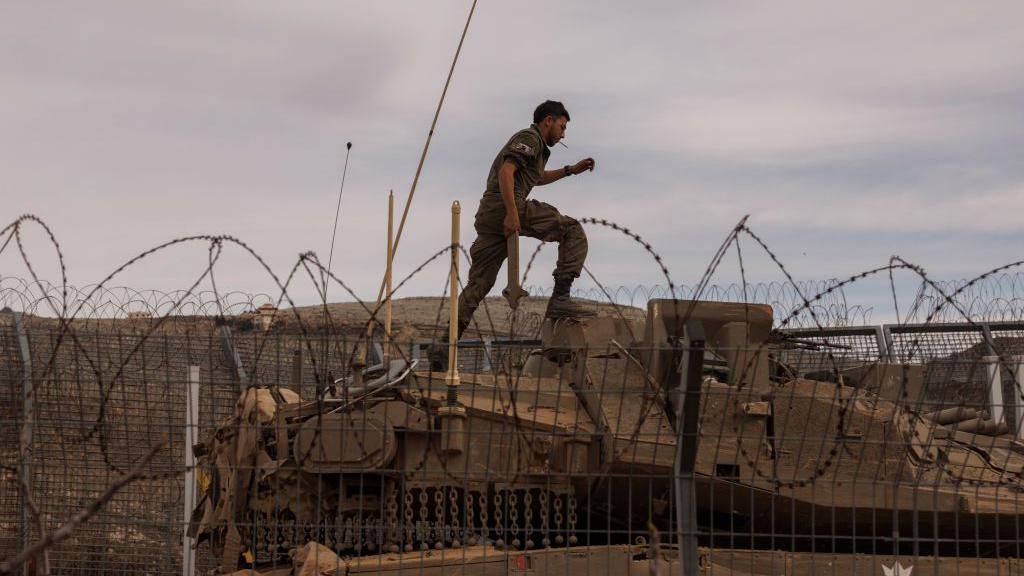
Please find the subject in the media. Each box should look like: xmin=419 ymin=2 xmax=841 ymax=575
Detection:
xmin=326 ymin=141 xmax=353 ymax=296
xmin=371 ymin=0 xmax=478 ymax=307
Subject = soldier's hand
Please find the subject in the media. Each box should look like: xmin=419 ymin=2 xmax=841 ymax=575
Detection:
xmin=504 ymin=212 xmax=521 ymax=237
xmin=573 ymin=158 xmax=595 ymax=174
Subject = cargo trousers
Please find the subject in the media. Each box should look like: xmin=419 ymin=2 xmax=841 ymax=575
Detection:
xmin=456 ymin=199 xmax=588 ymax=336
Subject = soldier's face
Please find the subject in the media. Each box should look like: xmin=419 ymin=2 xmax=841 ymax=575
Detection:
xmin=541 ymin=116 xmax=568 ymax=146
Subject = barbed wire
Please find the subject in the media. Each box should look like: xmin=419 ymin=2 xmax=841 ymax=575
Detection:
xmin=9 ymin=272 xmax=1024 ymax=327
xmin=0 ymin=276 xmax=275 ymax=319
xmin=905 ymin=274 xmax=1024 ymax=323
xmin=5 ymin=212 xmax=1024 ymax=572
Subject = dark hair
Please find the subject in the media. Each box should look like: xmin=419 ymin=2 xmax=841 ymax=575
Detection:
xmin=533 ymin=100 xmax=570 ymax=124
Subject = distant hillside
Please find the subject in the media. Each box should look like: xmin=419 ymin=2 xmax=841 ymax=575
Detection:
xmin=286 ymin=295 xmax=645 ymax=339
xmin=2 ymin=294 xmax=646 ymax=340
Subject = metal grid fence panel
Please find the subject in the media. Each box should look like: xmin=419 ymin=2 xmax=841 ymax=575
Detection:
xmin=775 ymin=327 xmax=885 ymax=377
xmin=0 ymin=320 xmax=23 ymax=567
xmin=3 ymin=321 xmax=247 ymax=575
xmin=988 ymin=324 xmax=1024 ymax=436
xmin=888 ymin=326 xmax=990 ymax=414
xmin=4 ymin=318 xmax=1024 ymax=575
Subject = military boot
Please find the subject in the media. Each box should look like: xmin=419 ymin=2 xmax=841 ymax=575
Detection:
xmin=545 ymin=275 xmax=597 ymax=319
xmin=545 ymin=294 xmax=597 ymax=319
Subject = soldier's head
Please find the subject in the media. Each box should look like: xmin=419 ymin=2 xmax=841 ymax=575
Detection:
xmin=533 ymin=100 xmax=570 ymax=147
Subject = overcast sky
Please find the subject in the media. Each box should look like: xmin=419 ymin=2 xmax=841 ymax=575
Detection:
xmin=3 ymin=1 xmax=1023 ymax=313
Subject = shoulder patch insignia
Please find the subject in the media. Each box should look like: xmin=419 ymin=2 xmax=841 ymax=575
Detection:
xmin=511 ymin=142 xmax=535 ymax=156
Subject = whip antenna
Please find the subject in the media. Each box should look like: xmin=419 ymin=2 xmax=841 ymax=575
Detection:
xmin=373 ymin=0 xmax=478 ymax=305
xmin=326 ymin=141 xmax=353 ymax=295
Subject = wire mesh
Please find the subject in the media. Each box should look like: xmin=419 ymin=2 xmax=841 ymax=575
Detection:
xmin=4 ymin=309 xmax=1024 ymax=574
xmin=5 ymin=211 xmax=1024 ymax=575
xmin=0 ymin=320 xmax=23 ymax=567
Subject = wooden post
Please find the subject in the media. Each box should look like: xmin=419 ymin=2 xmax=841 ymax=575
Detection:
xmin=384 ymin=190 xmax=394 ymax=364
xmin=446 ymin=201 xmax=461 ymax=402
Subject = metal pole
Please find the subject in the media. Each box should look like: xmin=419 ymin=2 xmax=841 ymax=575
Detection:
xmin=1014 ymin=356 xmax=1024 ymax=439
xmin=9 ymin=310 xmax=32 ymax=576
xmin=437 ymin=201 xmax=467 ymax=455
xmin=881 ymin=324 xmax=896 ymax=363
xmin=371 ymin=0 xmax=478 ymax=309
xmin=182 ymin=366 xmax=200 ymax=576
xmin=218 ymin=325 xmax=247 ymax=389
xmin=674 ymin=320 xmax=705 ymax=576
xmin=446 ymin=201 xmax=461 ymax=404
xmin=983 ymin=356 xmax=1004 ymax=424
xmin=874 ymin=325 xmax=890 ymax=364
xmin=384 ymin=191 xmax=394 ymax=364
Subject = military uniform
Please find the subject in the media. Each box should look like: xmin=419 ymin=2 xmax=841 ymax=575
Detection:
xmin=457 ymin=124 xmax=588 ymax=336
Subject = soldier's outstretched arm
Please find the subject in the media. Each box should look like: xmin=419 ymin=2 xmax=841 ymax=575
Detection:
xmin=537 ymin=157 xmax=596 ymax=186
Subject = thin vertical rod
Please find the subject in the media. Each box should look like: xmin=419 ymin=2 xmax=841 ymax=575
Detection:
xmin=446 ymin=201 xmax=461 ymax=399
xmin=384 ymin=191 xmax=394 ymax=363
xmin=326 ymin=141 xmax=353 ymax=295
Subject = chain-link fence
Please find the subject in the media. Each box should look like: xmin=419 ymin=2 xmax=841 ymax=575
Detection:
xmin=6 ymin=209 xmax=1024 ymax=574
xmin=4 ymin=301 xmax=1024 ymax=575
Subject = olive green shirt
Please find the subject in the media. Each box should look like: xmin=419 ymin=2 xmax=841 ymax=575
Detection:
xmin=478 ymin=125 xmax=550 ymax=216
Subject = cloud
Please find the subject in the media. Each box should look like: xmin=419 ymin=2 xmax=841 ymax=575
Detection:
xmin=2 ymin=0 xmax=1022 ymax=305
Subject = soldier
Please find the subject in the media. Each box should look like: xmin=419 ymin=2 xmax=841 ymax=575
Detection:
xmin=456 ymin=100 xmax=597 ymax=339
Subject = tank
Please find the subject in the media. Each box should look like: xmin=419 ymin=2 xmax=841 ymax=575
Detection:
xmin=188 ymin=300 xmax=1024 ymax=571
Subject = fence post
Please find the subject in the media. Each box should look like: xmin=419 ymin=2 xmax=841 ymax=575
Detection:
xmin=219 ymin=324 xmax=248 ymax=389
xmin=182 ymin=366 xmax=200 ymax=576
xmin=874 ymin=325 xmax=891 ymax=363
xmin=982 ymin=356 xmax=1005 ymax=425
xmin=881 ymin=325 xmax=896 ymax=363
xmin=674 ymin=320 xmax=705 ymax=576
xmin=981 ymin=324 xmax=996 ymax=356
xmin=1013 ymin=356 xmax=1024 ymax=439
xmin=9 ymin=310 xmax=33 ymax=576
